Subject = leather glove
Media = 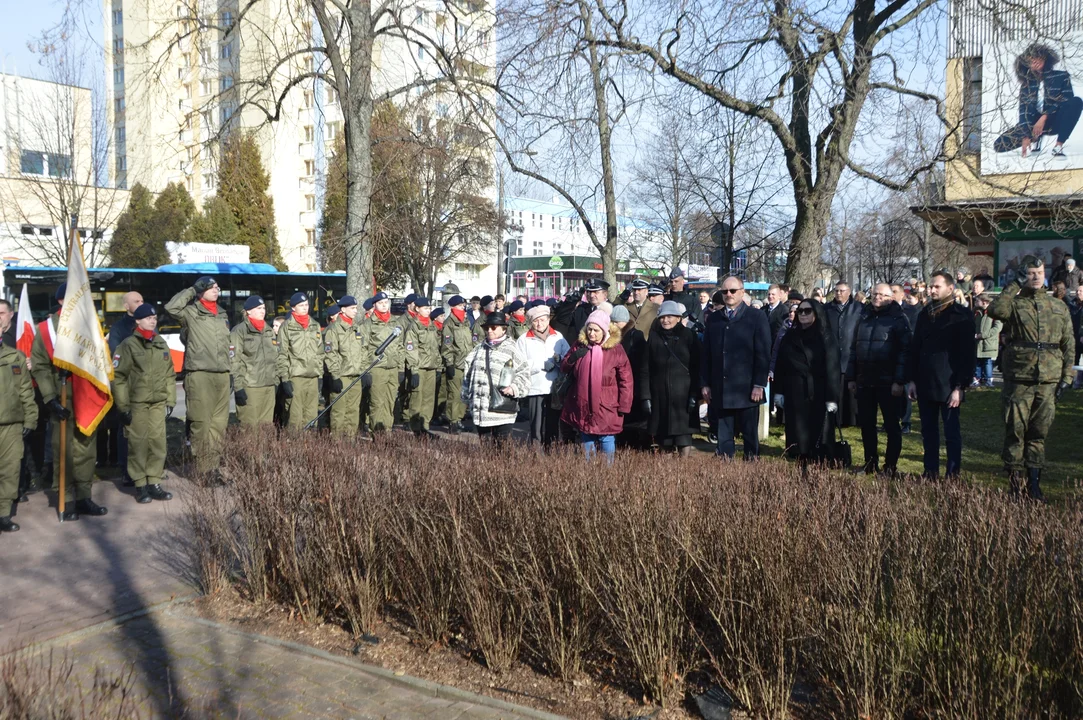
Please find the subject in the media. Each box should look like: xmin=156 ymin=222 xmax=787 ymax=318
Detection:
xmin=22 ymin=427 xmax=32 ymax=439
xmin=120 ymin=410 xmax=133 ymax=425
xmin=1055 ymin=380 xmax=1070 ymax=402
xmin=641 ymin=398 xmax=651 ymax=415
xmin=166 ymin=406 xmax=174 ymax=417
xmin=775 ymin=394 xmax=785 ymax=409
xmin=445 ymin=366 xmax=455 ymax=380
xmin=281 ymin=381 xmax=294 ymax=399
xmin=47 ymin=398 xmax=71 ymax=420
xmin=572 ymin=345 xmax=589 ymax=361
xmin=329 ymin=379 xmax=343 ymax=394
xmin=409 ymin=373 xmax=420 ymax=390
xmin=234 ymin=388 xmax=248 ymax=406
xmin=361 ymin=374 xmax=372 ymax=389
xmin=688 ymin=397 xmax=698 ymax=412
xmin=826 ymin=402 xmax=838 ymax=413
xmin=398 ymin=371 xmax=405 ymax=386
xmin=192 ymin=277 xmax=215 ymax=294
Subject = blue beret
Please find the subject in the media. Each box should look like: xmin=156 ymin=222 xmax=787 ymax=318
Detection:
xmin=372 ymin=291 xmax=389 ymax=303
xmin=430 ymin=307 xmax=445 ymax=319
xmin=448 ymin=295 xmax=465 ymax=307
xmin=545 ymin=298 xmax=557 ymax=307
xmin=362 ymin=297 xmax=375 ymax=311
xmin=414 ymin=296 xmax=432 ymax=307
xmin=337 ymin=295 xmax=357 ymax=307
xmin=326 ymin=304 xmax=340 ymax=316
xmin=133 ymin=303 xmax=156 ymax=320
xmin=480 ymin=295 xmax=494 ymax=306
xmin=404 ymin=293 xmax=418 ymax=305
xmin=56 ymin=282 xmax=67 ymax=302
xmin=244 ymin=295 xmax=264 ymax=311
xmin=507 ymin=300 xmax=525 ymax=312
xmin=290 ymin=292 xmax=308 ymax=307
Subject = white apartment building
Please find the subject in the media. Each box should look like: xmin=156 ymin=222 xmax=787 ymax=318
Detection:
xmin=106 ymin=0 xmax=497 ymax=287
xmin=0 ymin=73 xmax=129 ymax=269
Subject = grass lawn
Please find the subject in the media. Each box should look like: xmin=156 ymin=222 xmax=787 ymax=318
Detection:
xmin=747 ymin=388 xmax=1083 ymax=500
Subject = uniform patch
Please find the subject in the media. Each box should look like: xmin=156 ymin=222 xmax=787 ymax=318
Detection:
xmin=163 ymin=351 xmax=170 ymax=361
xmin=444 ymin=335 xmax=452 ymax=346
xmin=228 ymin=344 xmax=236 ymax=358
xmin=272 ymin=340 xmax=279 ymax=346
xmin=406 ymin=341 xmax=415 ymax=352
xmin=11 ymin=365 xmax=21 ymax=375
xmin=112 ymin=353 xmax=121 ymax=368
xmin=325 ymin=343 xmax=333 ymax=353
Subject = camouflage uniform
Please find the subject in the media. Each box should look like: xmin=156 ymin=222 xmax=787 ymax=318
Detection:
xmin=988 ymin=278 xmax=1074 ymax=487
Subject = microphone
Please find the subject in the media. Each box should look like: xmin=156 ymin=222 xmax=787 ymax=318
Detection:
xmin=374 ymin=326 xmax=402 ymax=356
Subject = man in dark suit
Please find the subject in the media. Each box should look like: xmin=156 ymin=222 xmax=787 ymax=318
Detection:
xmin=700 ymin=276 xmax=771 ymax=460
xmin=825 ymin=281 xmax=863 ymax=427
xmin=906 ymin=271 xmax=977 ymax=480
xmin=572 ymin=279 xmax=610 ymax=336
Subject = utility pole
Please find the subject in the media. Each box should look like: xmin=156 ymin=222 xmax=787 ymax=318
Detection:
xmin=496 ymin=169 xmax=505 ymax=295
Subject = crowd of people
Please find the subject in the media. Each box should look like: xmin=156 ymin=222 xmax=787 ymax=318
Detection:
xmin=1 ymin=257 xmax=1079 ymax=531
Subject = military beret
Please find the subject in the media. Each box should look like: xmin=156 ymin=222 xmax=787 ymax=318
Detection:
xmin=362 ymin=297 xmax=375 ymax=311
xmin=372 ymin=291 xmax=389 ymax=303
xmin=244 ymin=295 xmax=265 ymax=311
xmin=1021 ymin=255 xmax=1044 ymax=270
xmin=132 ymin=303 xmax=157 ymax=320
xmin=414 ymin=296 xmax=432 ymax=307
xmin=289 ymin=291 xmax=308 ymax=306
xmin=55 ymin=282 xmax=67 ymax=302
xmin=404 ymin=293 xmax=418 ymax=306
xmin=326 ymin=304 xmax=340 ymax=317
xmin=507 ymin=300 xmax=525 ymax=312
xmin=337 ymin=295 xmax=357 ymax=307
xmin=546 ymin=298 xmax=558 ymax=307
xmin=430 ymin=307 xmax=445 ymax=319
xmin=447 ymin=295 xmax=465 ymax=307
xmin=480 ymin=295 xmax=494 ymax=307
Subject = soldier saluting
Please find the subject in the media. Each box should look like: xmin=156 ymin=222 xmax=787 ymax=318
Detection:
xmin=988 ymin=255 xmax=1075 ymax=500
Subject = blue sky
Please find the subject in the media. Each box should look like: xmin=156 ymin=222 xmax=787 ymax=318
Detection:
xmin=0 ymin=0 xmax=103 ymax=84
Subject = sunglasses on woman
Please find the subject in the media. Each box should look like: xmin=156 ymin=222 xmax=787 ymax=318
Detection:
xmin=797 ymin=307 xmax=814 ymax=315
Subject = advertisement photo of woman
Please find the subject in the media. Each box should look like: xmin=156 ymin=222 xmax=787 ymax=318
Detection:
xmin=993 ymin=42 xmax=1083 ymax=160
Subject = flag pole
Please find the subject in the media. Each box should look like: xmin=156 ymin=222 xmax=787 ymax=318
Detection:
xmin=57 ymin=214 xmax=78 ymax=522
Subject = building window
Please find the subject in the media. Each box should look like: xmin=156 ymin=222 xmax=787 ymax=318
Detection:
xmin=220 ymin=75 xmax=234 ymax=91
xmin=113 ymin=37 xmax=124 ymax=53
xmin=221 ymin=10 xmax=233 ymax=27
xmin=20 ymin=225 xmax=34 ymax=235
xmin=531 ymin=213 xmax=535 ymax=228
xmin=303 ymin=90 xmax=313 ymax=108
xmin=435 ymin=101 xmax=448 ymax=117
xmin=414 ymin=7 xmax=425 ymax=25
xmin=327 ymin=122 xmax=339 ymax=141
xmin=304 ymin=125 xmax=314 ymax=142
xmin=417 ymin=45 xmax=425 ymax=60
xmin=203 ymin=173 xmax=215 ymax=190
xmin=532 ymin=240 xmax=543 ymax=255
xmin=200 ymin=48 xmax=211 ymax=64
xmin=116 ymin=126 xmax=125 ymax=143
xmin=221 ymin=42 xmax=232 ymax=59
xmin=112 ymin=9 xmax=123 ymax=24
xmin=186 ymin=176 xmax=194 ymax=192
xmin=325 ymin=86 xmax=337 ymax=104
xmin=19 ymin=151 xmax=44 ymax=175
xmin=305 ymin=229 xmax=316 ymax=245
xmin=220 ymin=102 xmax=235 ymax=123
xmin=304 ymin=159 xmax=315 ymax=176
xmin=116 ymin=155 xmax=127 ymax=172
xmin=961 ymin=57 xmax=982 ymax=154
xmin=200 ymin=79 xmax=211 ymax=95
xmin=305 ymin=194 xmax=316 ymax=211
xmin=113 ymin=67 xmax=124 ymax=84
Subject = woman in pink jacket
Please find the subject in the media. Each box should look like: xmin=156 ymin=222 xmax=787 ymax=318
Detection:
xmin=560 ymin=309 xmax=633 ymax=461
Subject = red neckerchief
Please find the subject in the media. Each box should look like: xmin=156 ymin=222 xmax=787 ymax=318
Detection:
xmin=418 ymin=315 xmax=431 ymax=327
xmin=340 ymin=314 xmax=353 ymax=326
xmin=374 ymin=310 xmax=391 ymax=323
xmin=250 ymin=318 xmax=266 ymax=332
xmin=293 ymin=312 xmax=310 ymax=329
xmin=408 ymin=309 xmax=418 ymax=319
xmin=525 ymin=328 xmax=550 ymax=339
xmin=199 ymin=299 xmax=219 ymax=315
xmin=513 ymin=311 xmax=526 ymax=323
xmin=451 ymin=307 xmax=466 ymax=323
xmin=435 ymin=320 xmax=444 ymax=330
xmin=136 ymin=328 xmax=156 ymax=341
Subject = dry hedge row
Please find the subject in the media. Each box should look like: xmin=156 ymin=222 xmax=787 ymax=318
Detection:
xmin=189 ymin=427 xmax=1083 ymax=718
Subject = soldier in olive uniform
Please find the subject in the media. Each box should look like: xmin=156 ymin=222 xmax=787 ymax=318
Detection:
xmin=441 ymin=295 xmax=476 ymax=435
xmin=323 ymin=295 xmax=371 ymax=434
xmin=230 ymin=295 xmax=279 ymax=426
xmin=275 ymin=292 xmax=323 ymax=428
xmin=31 ymin=283 xmax=108 ymax=520
xmin=0 ymin=335 xmax=38 ymax=532
xmin=113 ymin=304 xmax=176 ymax=504
xmin=989 ymin=255 xmax=1075 ymax=500
xmin=165 ymin=276 xmax=231 ymax=479
xmin=506 ymin=300 xmax=528 ymax=340
xmin=405 ymin=297 xmax=441 ymax=436
xmin=359 ymin=291 xmax=408 ymax=433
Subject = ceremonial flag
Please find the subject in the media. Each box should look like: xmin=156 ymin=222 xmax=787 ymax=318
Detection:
xmin=53 ymin=230 xmax=113 ymax=434
xmin=15 ymin=284 xmax=34 ymax=357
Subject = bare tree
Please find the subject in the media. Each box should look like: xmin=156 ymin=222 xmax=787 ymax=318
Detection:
xmin=1 ymin=18 xmax=125 ymax=266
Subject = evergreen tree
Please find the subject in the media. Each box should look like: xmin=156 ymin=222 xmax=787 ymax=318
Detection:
xmin=108 ymin=183 xmax=168 ymax=267
xmin=184 ymin=197 xmax=241 ymax=246
xmin=152 ymin=182 xmax=196 ymax=248
xmin=217 ymin=133 xmax=285 ymax=269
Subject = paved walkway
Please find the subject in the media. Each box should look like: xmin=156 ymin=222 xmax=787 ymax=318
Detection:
xmin=24 ymin=606 xmax=558 ymax=719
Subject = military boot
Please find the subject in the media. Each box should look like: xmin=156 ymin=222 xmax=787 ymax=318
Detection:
xmin=1026 ymin=468 xmax=1046 ymax=503
xmin=75 ymin=498 xmax=108 ymax=517
xmin=1008 ymin=470 xmax=1023 ymax=498
xmin=136 ymin=486 xmax=152 ymax=504
xmin=147 ymin=484 xmax=173 ymax=501
xmin=0 ymin=516 xmax=19 ymax=532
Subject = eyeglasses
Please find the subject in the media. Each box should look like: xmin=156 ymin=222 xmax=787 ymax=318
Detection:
xmin=797 ymin=308 xmax=814 ymax=315
xmin=720 ymin=288 xmax=741 ymax=295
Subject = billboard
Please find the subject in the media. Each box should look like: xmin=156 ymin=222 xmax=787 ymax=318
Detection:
xmin=995 ymin=239 xmax=1075 ymax=286
xmin=982 ymin=36 xmax=1083 ymax=175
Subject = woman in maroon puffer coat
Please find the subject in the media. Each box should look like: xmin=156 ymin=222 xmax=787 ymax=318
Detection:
xmin=560 ymin=309 xmax=633 ymax=461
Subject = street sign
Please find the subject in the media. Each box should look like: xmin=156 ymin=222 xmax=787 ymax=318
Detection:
xmin=525 ymin=270 xmax=536 ymax=288
xmin=548 ymin=256 xmax=564 ymax=270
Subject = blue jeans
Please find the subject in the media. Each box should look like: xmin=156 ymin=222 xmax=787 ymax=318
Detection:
xmin=580 ymin=433 xmax=616 ymax=461
xmin=917 ymin=399 xmax=962 ymax=478
xmin=975 ymin=358 xmax=994 ymax=386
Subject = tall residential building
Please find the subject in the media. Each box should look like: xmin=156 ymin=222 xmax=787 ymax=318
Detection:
xmin=105 ymin=0 xmax=497 ymax=282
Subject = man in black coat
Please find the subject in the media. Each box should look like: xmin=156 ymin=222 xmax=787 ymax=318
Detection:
xmin=700 ymin=276 xmax=771 ymax=460
xmin=825 ymin=282 xmax=863 ymax=428
xmin=665 ymin=268 xmax=700 ymax=323
xmin=848 ymin=284 xmax=912 ymax=476
xmin=906 ymin=271 xmax=977 ymax=479
xmin=763 ymin=284 xmax=790 ymax=340
xmin=572 ymin=279 xmax=610 ymax=336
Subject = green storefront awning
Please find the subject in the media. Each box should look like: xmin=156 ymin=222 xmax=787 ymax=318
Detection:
xmin=509 ymin=255 xmax=631 ymax=273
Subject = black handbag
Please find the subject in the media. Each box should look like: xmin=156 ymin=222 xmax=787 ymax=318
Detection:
xmin=549 ymin=371 xmax=573 ymax=410
xmin=818 ymin=410 xmax=852 ymax=468
xmin=486 ymin=347 xmax=518 ymax=415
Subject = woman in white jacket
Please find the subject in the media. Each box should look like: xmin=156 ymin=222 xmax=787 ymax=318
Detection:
xmin=515 ymin=303 xmax=571 ymax=446
xmin=462 ymin=312 xmax=531 ymax=442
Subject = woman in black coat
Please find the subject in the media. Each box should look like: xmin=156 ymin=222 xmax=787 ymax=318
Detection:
xmin=774 ymin=300 xmax=841 ymax=465
xmin=636 ymin=301 xmax=702 ymax=455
